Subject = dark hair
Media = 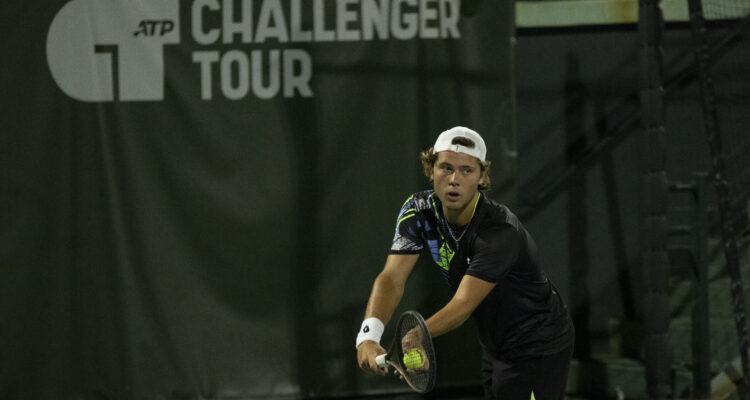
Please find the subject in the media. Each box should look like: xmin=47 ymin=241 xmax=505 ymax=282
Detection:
xmin=419 ymin=137 xmax=491 ymax=190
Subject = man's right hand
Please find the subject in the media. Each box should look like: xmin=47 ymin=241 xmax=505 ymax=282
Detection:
xmin=357 ymin=340 xmax=388 ymax=376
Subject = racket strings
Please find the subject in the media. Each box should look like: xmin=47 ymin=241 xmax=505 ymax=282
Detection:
xmin=397 ymin=314 xmax=435 ymax=392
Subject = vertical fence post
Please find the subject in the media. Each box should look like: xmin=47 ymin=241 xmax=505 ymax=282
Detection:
xmin=639 ymin=0 xmax=672 ymax=398
xmin=692 ymin=173 xmax=710 ymax=399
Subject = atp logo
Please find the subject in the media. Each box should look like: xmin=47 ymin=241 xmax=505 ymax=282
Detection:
xmin=46 ymin=0 xmax=180 ymax=102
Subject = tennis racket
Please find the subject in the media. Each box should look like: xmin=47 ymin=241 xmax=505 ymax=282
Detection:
xmin=375 ymin=310 xmax=436 ymax=393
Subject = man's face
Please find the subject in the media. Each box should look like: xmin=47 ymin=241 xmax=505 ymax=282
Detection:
xmin=430 ymin=151 xmax=485 ymax=214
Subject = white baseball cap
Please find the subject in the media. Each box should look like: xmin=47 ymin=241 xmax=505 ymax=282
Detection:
xmin=433 ymin=126 xmax=487 ymax=161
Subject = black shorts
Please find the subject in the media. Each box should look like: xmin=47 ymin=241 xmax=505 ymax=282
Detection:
xmin=481 ymin=343 xmax=574 ymax=400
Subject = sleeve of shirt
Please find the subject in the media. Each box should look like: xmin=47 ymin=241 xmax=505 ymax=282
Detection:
xmin=465 ymin=224 xmax=521 ymax=282
xmin=389 ymin=195 xmax=424 ymax=254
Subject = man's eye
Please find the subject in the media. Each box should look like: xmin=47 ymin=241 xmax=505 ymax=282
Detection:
xmin=462 ymin=168 xmax=473 ymax=174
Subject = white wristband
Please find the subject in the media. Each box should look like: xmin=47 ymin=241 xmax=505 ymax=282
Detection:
xmin=355 ymin=317 xmax=384 ymax=348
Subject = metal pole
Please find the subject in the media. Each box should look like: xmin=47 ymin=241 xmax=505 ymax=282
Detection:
xmin=639 ymin=0 xmax=672 ymax=398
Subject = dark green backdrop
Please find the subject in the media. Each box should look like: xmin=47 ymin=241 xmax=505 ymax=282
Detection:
xmin=1 ymin=0 xmax=515 ymax=398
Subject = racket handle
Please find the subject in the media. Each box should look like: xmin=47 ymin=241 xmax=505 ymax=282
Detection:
xmin=375 ymin=354 xmax=387 ymax=368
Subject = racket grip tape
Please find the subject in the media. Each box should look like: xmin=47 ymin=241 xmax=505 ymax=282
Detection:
xmin=375 ymin=354 xmax=387 ymax=367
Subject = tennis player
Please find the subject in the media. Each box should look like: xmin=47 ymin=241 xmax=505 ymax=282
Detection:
xmin=356 ymin=127 xmax=575 ymax=399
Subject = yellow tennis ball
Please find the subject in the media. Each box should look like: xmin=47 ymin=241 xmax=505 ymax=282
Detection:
xmin=402 ymin=348 xmax=425 ymax=369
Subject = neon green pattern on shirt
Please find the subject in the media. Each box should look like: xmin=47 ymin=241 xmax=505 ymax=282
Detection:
xmin=437 ymin=241 xmax=454 ymax=271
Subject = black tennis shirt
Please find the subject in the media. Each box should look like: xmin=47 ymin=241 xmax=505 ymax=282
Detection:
xmin=389 ymin=190 xmax=573 ymax=360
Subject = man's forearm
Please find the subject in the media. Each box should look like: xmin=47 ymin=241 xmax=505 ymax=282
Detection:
xmin=425 ymin=298 xmax=473 ymax=338
xmin=425 ymin=275 xmax=496 ymax=338
xmin=364 ymin=272 xmax=405 ymax=325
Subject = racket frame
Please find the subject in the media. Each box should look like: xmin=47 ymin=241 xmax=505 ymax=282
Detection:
xmin=375 ymin=310 xmax=436 ymax=393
